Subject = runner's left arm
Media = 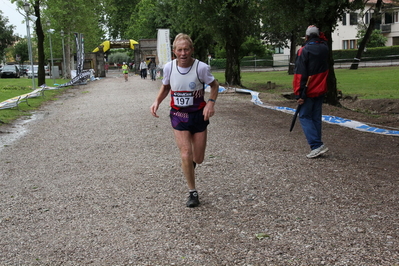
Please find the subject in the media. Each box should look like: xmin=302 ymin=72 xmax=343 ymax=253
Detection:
xmin=203 ymin=79 xmax=219 ymax=121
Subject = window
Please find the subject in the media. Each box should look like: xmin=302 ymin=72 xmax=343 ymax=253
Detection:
xmin=350 ymin=13 xmax=358 ymax=25
xmin=274 ymin=47 xmax=284 ymax=54
xmin=350 ymin=40 xmax=356 ymax=49
xmin=342 ymin=40 xmax=357 ymax=50
xmin=342 ymin=13 xmax=347 ymax=25
xmin=343 ymin=40 xmax=348 ymax=50
xmin=395 ymin=12 xmax=399 ymax=23
xmin=385 ymin=12 xmax=393 ymax=24
xmin=364 ymin=12 xmax=371 ymax=25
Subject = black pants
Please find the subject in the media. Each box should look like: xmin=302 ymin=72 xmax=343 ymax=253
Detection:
xmin=141 ymin=69 xmax=147 ymax=79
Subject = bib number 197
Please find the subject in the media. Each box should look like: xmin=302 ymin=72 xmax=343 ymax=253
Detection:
xmin=174 ymin=96 xmax=193 ymax=107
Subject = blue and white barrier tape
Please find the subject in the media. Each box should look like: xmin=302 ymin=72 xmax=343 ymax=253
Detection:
xmin=206 ymin=86 xmax=399 ymax=136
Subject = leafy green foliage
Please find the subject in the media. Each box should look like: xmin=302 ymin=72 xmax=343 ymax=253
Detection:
xmin=43 ymin=0 xmax=105 ymax=55
xmin=125 ymin=0 xmax=159 ymax=40
xmin=240 ymin=36 xmax=269 ymax=58
xmin=107 ymin=52 xmax=131 ymax=64
xmin=0 ymin=10 xmax=15 ymax=60
xmin=356 ymin=29 xmax=388 ymax=48
xmin=103 ymin=0 xmax=141 ymax=39
xmin=13 ymin=39 xmax=29 ymax=64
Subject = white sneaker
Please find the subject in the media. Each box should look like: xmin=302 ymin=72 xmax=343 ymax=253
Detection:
xmin=306 ymin=145 xmax=329 ymax=158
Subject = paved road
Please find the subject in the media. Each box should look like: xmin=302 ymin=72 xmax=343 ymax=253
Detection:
xmin=0 ymin=69 xmax=398 ymax=265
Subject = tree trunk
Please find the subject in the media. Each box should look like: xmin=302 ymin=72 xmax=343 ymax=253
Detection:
xmin=34 ymin=0 xmax=45 ymax=87
xmin=225 ymin=43 xmax=242 ymax=87
xmin=288 ymin=31 xmax=297 ymax=75
xmin=350 ymin=0 xmax=382 ymax=69
xmin=325 ymin=30 xmax=339 ymax=106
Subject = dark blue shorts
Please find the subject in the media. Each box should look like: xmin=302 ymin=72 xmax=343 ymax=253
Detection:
xmin=170 ymin=108 xmax=209 ymax=134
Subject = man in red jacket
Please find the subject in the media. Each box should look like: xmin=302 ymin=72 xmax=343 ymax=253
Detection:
xmin=293 ymin=25 xmax=329 ymax=158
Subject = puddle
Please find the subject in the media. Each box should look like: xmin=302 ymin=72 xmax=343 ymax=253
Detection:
xmin=0 ymin=112 xmax=47 ymax=152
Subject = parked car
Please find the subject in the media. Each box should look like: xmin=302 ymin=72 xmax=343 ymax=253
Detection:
xmin=0 ymin=65 xmax=20 ymax=78
xmin=19 ymin=65 xmax=29 ymax=76
xmin=27 ymin=65 xmax=39 ymax=78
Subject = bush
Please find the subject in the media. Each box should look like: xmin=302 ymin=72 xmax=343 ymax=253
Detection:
xmin=333 ymin=46 xmax=399 ymax=62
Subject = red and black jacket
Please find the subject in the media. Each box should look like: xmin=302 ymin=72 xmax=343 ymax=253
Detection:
xmin=293 ymin=37 xmax=329 ymax=99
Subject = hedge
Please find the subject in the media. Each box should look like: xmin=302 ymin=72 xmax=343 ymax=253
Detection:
xmin=332 ymin=45 xmax=399 ymax=62
xmin=210 ymin=55 xmax=273 ymax=69
xmin=210 ymin=46 xmax=399 ymax=68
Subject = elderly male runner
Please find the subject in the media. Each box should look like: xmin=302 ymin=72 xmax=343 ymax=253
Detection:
xmin=150 ymin=33 xmax=219 ymax=207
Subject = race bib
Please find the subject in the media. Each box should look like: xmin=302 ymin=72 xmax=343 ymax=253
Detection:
xmin=173 ymin=92 xmax=194 ymax=107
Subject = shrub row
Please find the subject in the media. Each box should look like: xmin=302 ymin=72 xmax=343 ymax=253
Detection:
xmin=210 ymin=55 xmax=273 ymax=69
xmin=333 ymin=45 xmax=399 ymax=62
xmin=210 ymin=46 xmax=399 ymax=68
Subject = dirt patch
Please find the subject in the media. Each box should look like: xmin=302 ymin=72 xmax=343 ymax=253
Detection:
xmin=237 ymin=83 xmax=399 ymax=130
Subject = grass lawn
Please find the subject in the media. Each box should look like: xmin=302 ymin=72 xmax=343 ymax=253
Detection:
xmin=0 ymin=77 xmax=69 ymax=124
xmin=213 ymin=66 xmax=399 ymax=100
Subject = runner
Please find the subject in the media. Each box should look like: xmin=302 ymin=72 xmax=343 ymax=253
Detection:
xmin=150 ymin=33 xmax=219 ymax=207
xmin=121 ymin=62 xmax=129 ymax=81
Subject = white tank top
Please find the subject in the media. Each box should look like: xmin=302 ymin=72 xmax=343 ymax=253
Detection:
xmin=169 ymin=59 xmax=205 ymax=112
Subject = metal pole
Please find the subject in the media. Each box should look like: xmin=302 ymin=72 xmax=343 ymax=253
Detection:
xmin=48 ymin=31 xmax=55 ymax=84
xmin=61 ymin=30 xmax=66 ymax=78
xmin=25 ymin=14 xmax=35 ymax=90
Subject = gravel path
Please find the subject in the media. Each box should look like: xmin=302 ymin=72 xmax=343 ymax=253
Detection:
xmin=1 ymin=70 xmax=398 ymax=265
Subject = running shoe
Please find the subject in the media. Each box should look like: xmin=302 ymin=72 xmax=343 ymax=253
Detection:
xmin=306 ymin=145 xmax=329 ymax=158
xmin=186 ymin=191 xmax=200 ymax=207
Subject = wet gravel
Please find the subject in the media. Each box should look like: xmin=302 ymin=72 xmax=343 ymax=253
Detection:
xmin=0 ymin=70 xmax=398 ymax=265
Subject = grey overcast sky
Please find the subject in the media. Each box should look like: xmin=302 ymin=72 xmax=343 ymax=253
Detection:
xmin=0 ymin=0 xmax=29 ymax=37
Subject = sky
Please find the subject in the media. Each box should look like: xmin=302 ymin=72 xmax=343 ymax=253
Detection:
xmin=0 ymin=0 xmax=29 ymax=37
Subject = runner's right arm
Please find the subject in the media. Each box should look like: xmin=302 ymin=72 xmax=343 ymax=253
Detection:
xmin=150 ymin=84 xmax=171 ymax=118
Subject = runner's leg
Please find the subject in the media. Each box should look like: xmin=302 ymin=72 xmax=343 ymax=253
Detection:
xmin=173 ymin=130 xmax=195 ymax=190
xmin=192 ymin=130 xmax=207 ymax=164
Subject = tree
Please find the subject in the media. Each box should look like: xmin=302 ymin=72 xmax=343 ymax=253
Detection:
xmin=32 ymin=0 xmax=47 ymax=86
xmin=150 ymin=0 xmax=264 ymax=86
xmin=125 ymin=0 xmax=160 ymax=40
xmin=260 ymin=0 xmax=307 ymax=75
xmin=206 ymin=0 xmax=263 ymax=86
xmin=14 ymin=39 xmax=29 ymax=64
xmin=103 ymin=0 xmax=140 ymax=39
xmin=0 ymin=11 xmax=15 ymax=61
xmin=168 ymin=0 xmax=263 ymax=87
xmin=43 ymin=0 xmax=106 ymax=78
xmin=350 ymin=0 xmax=383 ymax=69
xmin=13 ymin=0 xmax=47 ymax=86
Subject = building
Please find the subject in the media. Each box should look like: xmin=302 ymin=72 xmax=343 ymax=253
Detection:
xmin=333 ymin=0 xmax=399 ymax=50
